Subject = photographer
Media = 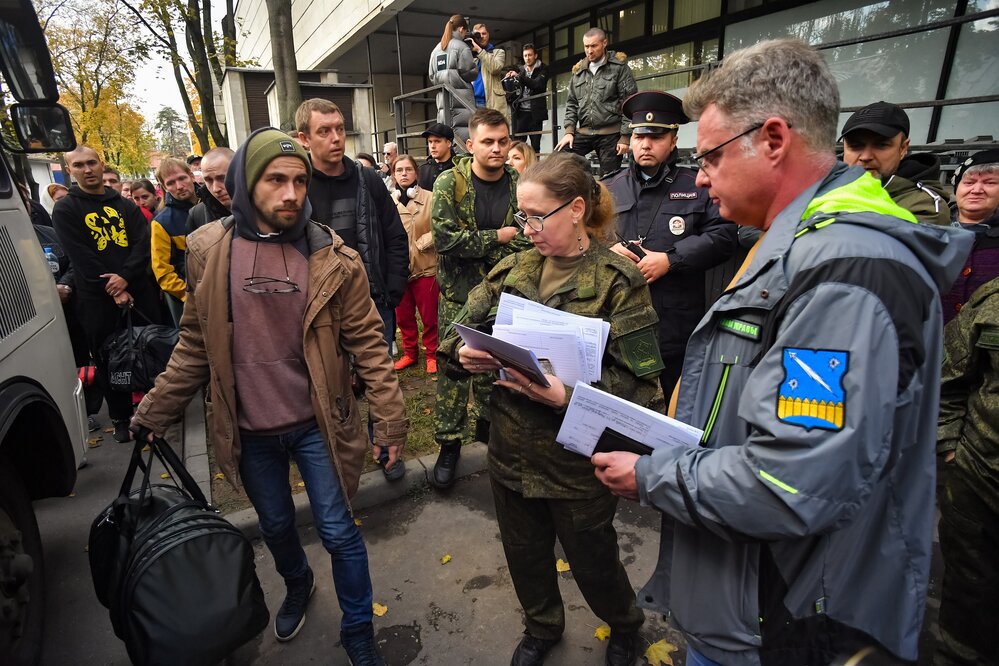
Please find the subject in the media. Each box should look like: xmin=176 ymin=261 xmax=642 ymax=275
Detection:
xmin=505 ymin=43 xmax=549 ymax=152
xmin=428 ymin=14 xmax=477 ymax=143
xmin=469 ymin=23 xmax=509 ymax=121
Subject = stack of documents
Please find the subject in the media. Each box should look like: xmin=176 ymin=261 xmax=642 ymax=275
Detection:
xmin=556 ymin=381 xmax=702 ymax=457
xmin=491 ymin=293 xmax=609 ymax=386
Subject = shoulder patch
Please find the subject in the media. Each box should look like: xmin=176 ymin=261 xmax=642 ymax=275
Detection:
xmin=621 ymin=329 xmax=664 ymax=378
xmin=777 ymin=348 xmax=848 ymax=431
xmin=977 ymin=326 xmax=999 ymax=350
xmin=669 ymin=192 xmax=698 ymax=200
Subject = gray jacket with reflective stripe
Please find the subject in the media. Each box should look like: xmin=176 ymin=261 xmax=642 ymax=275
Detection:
xmin=635 ymin=164 xmax=974 ymax=665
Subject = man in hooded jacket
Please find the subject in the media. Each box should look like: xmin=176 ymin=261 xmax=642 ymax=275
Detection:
xmin=131 ymin=128 xmax=408 ymax=666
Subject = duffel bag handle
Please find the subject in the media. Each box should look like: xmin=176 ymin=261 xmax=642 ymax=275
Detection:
xmin=148 ymin=436 xmax=212 ymax=509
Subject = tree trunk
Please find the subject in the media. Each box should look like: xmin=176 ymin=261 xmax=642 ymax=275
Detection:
xmin=265 ymin=0 xmax=302 ymax=132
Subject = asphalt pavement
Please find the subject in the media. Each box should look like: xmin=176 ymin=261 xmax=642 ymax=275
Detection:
xmin=33 ymin=410 xmax=944 ymax=665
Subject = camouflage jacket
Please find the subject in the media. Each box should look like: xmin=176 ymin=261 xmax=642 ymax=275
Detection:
xmin=939 ymin=277 xmax=999 ymax=502
xmin=431 ymin=155 xmax=532 ymax=305
xmin=438 ymin=243 xmax=665 ymax=498
xmin=563 ymin=50 xmax=637 ymax=136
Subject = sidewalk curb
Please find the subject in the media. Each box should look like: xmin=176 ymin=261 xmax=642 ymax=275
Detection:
xmin=180 ymin=389 xmax=210 ymax=500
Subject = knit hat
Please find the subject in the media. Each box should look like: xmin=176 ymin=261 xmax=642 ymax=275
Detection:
xmin=243 ymin=128 xmax=312 ymax=193
xmin=951 ymin=148 xmax=999 ymax=186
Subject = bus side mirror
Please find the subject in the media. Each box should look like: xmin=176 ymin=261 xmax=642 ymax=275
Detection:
xmin=1 ymin=104 xmax=76 ymax=153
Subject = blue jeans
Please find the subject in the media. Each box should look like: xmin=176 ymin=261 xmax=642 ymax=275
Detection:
xmin=686 ymin=647 xmax=724 ymax=666
xmin=239 ymin=422 xmax=372 ymax=630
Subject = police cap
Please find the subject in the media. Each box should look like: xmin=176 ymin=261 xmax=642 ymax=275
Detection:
xmin=623 ymin=91 xmax=688 ymax=135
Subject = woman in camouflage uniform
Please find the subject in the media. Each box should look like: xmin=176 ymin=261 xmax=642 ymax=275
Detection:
xmin=438 ymin=152 xmax=664 ymax=666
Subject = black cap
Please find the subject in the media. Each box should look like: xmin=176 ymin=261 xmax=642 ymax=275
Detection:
xmin=951 ymin=148 xmax=999 ymax=185
xmin=186 ymin=154 xmax=202 ymax=164
xmin=622 ymin=91 xmax=688 ymax=135
xmin=421 ymin=123 xmax=455 ymax=141
xmin=840 ymin=102 xmax=909 ymax=140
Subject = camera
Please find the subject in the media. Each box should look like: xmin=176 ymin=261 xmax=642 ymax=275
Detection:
xmin=501 ymin=75 xmax=523 ymax=95
xmin=464 ymin=31 xmax=483 ymax=47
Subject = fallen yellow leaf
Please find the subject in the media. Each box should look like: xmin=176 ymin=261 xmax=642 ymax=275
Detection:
xmin=422 ymin=407 xmax=432 ymax=415
xmin=440 ymin=554 xmax=452 ymax=565
xmin=68 ymin=492 xmax=76 ymax=497
xmin=103 ymin=427 xmax=114 ymax=433
xmin=160 ymin=472 xmax=170 ymax=479
xmin=354 ymin=518 xmax=363 ymax=526
xmin=594 ymin=624 xmax=611 ymax=641
xmin=87 ymin=437 xmax=102 ymax=448
xmin=142 ymin=444 xmax=151 ymax=452
xmin=214 ymin=473 xmax=225 ymax=480
xmin=372 ymin=602 xmax=388 ymax=617
xmin=296 ymin=481 xmax=305 ymax=488
xmin=555 ymin=559 xmax=571 ymax=573
xmin=644 ymin=639 xmax=678 ymax=666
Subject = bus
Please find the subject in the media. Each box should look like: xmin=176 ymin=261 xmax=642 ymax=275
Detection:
xmin=0 ymin=2 xmax=88 ymax=663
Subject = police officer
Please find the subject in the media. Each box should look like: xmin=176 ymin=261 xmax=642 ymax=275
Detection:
xmin=605 ymin=91 xmax=737 ymax=396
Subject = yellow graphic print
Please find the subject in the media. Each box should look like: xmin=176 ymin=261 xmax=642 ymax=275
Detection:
xmin=777 ymin=397 xmax=845 ymax=429
xmin=84 ymin=206 xmax=129 ymax=251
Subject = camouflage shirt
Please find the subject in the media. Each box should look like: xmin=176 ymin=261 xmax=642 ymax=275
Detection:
xmin=431 ymin=155 xmax=532 ymax=306
xmin=938 ymin=276 xmax=999 ymax=506
xmin=438 ymin=242 xmax=666 ymax=499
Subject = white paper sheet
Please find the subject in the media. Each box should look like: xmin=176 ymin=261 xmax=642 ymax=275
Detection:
xmin=492 ymin=325 xmax=588 ymax=386
xmin=556 ymin=381 xmax=703 ymax=457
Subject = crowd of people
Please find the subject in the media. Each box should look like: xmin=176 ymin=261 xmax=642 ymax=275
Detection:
xmin=17 ymin=22 xmax=999 ymax=666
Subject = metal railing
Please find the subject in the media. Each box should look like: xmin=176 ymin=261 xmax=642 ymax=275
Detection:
xmin=392 ymin=83 xmax=479 ymax=156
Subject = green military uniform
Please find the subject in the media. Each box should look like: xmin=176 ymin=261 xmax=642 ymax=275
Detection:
xmin=438 ymin=242 xmax=665 ymax=641
xmin=936 ymin=276 xmax=999 ymax=665
xmin=431 ymin=155 xmax=531 ymax=447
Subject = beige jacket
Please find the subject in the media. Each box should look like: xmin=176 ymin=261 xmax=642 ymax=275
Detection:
xmin=133 ymin=219 xmax=409 ymax=503
xmin=394 ymin=186 xmax=436 ymax=280
xmin=477 ymin=47 xmax=510 ymax=121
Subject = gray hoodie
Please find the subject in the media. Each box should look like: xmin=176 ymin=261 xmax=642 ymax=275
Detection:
xmin=635 ymin=163 xmax=973 ymax=665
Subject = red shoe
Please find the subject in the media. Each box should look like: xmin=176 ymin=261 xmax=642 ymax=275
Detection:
xmin=426 ymin=357 xmax=437 ymax=374
xmin=394 ymin=355 xmax=417 ymax=371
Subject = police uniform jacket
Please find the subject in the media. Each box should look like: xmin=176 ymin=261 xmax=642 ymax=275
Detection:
xmin=563 ymin=51 xmax=637 ymax=135
xmin=606 ymin=154 xmax=737 ymax=358
xmin=438 ymin=243 xmax=665 ymax=498
xmin=633 ymin=164 xmax=973 ymax=664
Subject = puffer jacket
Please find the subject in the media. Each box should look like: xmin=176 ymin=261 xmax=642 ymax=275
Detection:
xmin=133 ymin=219 xmax=409 ymax=502
xmin=429 ymin=35 xmax=477 ymax=140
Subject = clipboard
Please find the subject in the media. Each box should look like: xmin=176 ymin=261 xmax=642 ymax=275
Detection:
xmin=593 ymin=427 xmax=654 ymax=456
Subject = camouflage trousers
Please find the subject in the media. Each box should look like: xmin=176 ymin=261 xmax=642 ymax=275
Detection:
xmin=434 ymin=297 xmax=493 ymax=446
xmin=935 ymin=465 xmax=999 ymax=665
xmin=490 ymin=477 xmax=645 ymax=640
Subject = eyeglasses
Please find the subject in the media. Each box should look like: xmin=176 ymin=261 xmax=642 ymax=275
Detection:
xmin=242 ymin=243 xmax=301 ymax=294
xmin=692 ymin=122 xmax=765 ymax=173
xmin=513 ymin=199 xmax=574 ymax=232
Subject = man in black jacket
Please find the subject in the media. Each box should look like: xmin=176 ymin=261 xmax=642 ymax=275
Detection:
xmin=506 ymin=43 xmax=549 ymax=153
xmin=52 ymin=145 xmax=162 ymax=442
xmin=187 ymin=147 xmax=234 ymax=234
xmin=417 ymin=123 xmax=456 ymax=191
xmin=297 ymin=98 xmax=409 ymax=477
xmin=605 ymin=91 xmax=737 ymax=396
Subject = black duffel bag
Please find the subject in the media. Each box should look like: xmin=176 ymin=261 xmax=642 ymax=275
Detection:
xmin=89 ymin=435 xmax=268 ymax=666
xmin=101 ymin=307 xmax=178 ymax=392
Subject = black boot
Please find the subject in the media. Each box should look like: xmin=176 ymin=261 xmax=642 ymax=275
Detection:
xmin=431 ymin=441 xmax=461 ymax=489
xmin=511 ymin=634 xmax=560 ymax=666
xmin=605 ymin=631 xmax=638 ymax=666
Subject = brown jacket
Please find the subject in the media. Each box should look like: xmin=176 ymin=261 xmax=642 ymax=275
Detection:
xmin=394 ymin=186 xmax=436 ymax=280
xmin=133 ymin=219 xmax=409 ymax=502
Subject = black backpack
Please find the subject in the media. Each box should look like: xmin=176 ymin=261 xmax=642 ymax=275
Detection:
xmin=89 ymin=437 xmax=268 ymax=665
xmin=101 ymin=307 xmax=178 ymax=392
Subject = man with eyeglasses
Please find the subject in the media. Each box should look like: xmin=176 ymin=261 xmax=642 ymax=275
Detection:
xmin=131 ymin=128 xmax=408 ymax=665
xmin=430 ymin=107 xmax=532 ymax=489
xmin=606 ymin=90 xmax=737 ymax=397
xmin=592 ymin=39 xmax=973 ymax=666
